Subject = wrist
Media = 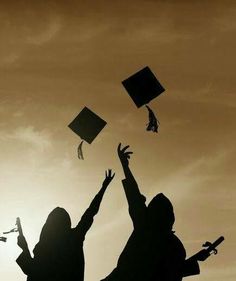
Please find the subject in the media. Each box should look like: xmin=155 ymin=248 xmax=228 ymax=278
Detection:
xmin=122 ymin=162 xmax=129 ymax=171
xmin=102 ymin=182 xmax=108 ymax=188
xmin=22 ymin=246 xmax=29 ymax=252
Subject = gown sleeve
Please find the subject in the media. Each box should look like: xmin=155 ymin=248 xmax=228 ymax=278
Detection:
xmin=122 ymin=176 xmax=147 ymax=230
xmin=16 ymin=249 xmax=34 ymax=275
xmin=75 ymin=184 xmax=108 ymax=240
xmin=182 ymin=257 xmax=200 ymax=277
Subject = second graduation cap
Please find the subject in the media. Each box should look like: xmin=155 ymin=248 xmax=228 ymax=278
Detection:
xmin=122 ymin=66 xmax=165 ymax=132
xmin=68 ymin=107 xmax=107 ymax=159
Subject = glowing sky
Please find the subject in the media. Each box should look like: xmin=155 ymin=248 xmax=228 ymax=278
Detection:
xmin=0 ymin=1 xmax=236 ymax=280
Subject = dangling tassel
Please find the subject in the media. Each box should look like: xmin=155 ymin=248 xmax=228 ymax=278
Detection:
xmin=0 ymin=237 xmax=7 ymax=242
xmin=145 ymin=105 xmax=160 ymax=133
xmin=77 ymin=141 xmax=84 ymax=160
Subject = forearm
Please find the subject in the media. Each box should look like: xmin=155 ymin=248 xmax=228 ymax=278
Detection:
xmin=76 ymin=171 xmax=114 ymax=237
xmin=182 ymin=257 xmax=200 ymax=277
xmin=121 ymin=166 xmax=146 ymax=227
xmin=22 ymin=247 xmax=32 ymax=257
xmin=122 ymin=163 xmax=143 ymax=198
xmin=122 ymin=163 xmax=134 ymax=180
xmin=16 ymin=248 xmax=33 ymax=275
xmin=87 ymin=184 xmax=108 ymax=216
xmin=118 ymin=144 xmax=146 ymax=227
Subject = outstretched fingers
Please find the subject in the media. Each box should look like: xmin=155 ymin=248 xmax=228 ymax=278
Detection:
xmin=105 ymin=169 xmax=115 ymax=179
xmin=110 ymin=171 xmax=115 ymax=179
xmin=117 ymin=143 xmax=133 ymax=166
xmin=118 ymin=143 xmax=133 ymax=154
xmin=117 ymin=143 xmax=130 ymax=153
xmin=121 ymin=145 xmax=130 ymax=153
xmin=118 ymin=143 xmax=122 ymax=152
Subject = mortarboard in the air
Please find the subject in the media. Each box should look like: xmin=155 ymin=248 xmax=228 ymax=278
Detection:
xmin=122 ymin=66 xmax=165 ymax=133
xmin=68 ymin=107 xmax=107 ymax=159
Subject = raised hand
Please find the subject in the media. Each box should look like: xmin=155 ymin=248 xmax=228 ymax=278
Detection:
xmin=17 ymin=235 xmax=28 ymax=251
xmin=117 ymin=143 xmax=133 ymax=167
xmin=102 ymin=169 xmax=115 ymax=187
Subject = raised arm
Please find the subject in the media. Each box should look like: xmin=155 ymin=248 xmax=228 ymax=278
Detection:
xmin=75 ymin=169 xmax=115 ymax=239
xmin=118 ymin=143 xmax=146 ymax=229
xmin=16 ymin=235 xmax=34 ymax=275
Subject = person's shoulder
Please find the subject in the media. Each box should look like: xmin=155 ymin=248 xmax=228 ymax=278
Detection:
xmin=169 ymin=232 xmax=186 ymax=254
xmin=170 ymin=232 xmax=183 ymax=243
xmin=70 ymin=228 xmax=85 ymax=243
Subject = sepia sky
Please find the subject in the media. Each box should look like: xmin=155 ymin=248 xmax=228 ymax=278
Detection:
xmin=0 ymin=1 xmax=235 ymax=280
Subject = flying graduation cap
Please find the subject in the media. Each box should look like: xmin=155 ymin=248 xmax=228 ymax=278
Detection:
xmin=68 ymin=107 xmax=107 ymax=159
xmin=122 ymin=66 xmax=165 ymax=133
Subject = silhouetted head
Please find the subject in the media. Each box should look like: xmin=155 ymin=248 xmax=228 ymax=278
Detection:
xmin=147 ymin=193 xmax=175 ymax=233
xmin=39 ymin=207 xmax=71 ymax=242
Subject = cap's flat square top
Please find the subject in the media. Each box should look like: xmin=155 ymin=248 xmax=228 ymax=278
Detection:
xmin=68 ymin=107 xmax=107 ymax=144
xmin=122 ymin=66 xmax=165 ymax=108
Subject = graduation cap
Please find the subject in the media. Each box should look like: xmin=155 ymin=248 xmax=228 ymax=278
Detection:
xmin=122 ymin=66 xmax=165 ymax=133
xmin=68 ymin=107 xmax=107 ymax=159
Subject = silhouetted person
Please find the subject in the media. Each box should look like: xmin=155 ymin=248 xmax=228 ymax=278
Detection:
xmin=16 ymin=169 xmax=115 ymax=281
xmin=101 ymin=144 xmax=209 ymax=281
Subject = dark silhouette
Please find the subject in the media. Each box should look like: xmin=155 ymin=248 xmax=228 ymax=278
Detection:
xmin=121 ymin=66 xmax=164 ymax=132
xmin=68 ymin=107 xmax=107 ymax=160
xmin=78 ymin=141 xmax=84 ymax=160
xmin=16 ymin=169 xmax=115 ymax=281
xmin=0 ymin=237 xmax=7 ymax=242
xmin=121 ymin=66 xmax=165 ymax=108
xmin=202 ymin=236 xmax=224 ymax=255
xmin=146 ymin=105 xmax=160 ymax=133
xmin=101 ymin=144 xmax=211 ymax=281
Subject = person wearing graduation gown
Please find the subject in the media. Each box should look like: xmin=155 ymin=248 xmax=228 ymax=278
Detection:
xmin=16 ymin=169 xmax=115 ymax=281
xmin=101 ymin=144 xmax=209 ymax=281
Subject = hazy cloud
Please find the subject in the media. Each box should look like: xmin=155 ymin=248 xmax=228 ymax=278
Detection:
xmin=0 ymin=126 xmax=52 ymax=151
xmin=27 ymin=19 xmax=62 ymax=45
xmin=149 ymin=148 xmax=233 ymax=202
xmin=0 ymin=1 xmax=235 ymax=281
xmin=1 ymin=53 xmax=20 ymax=65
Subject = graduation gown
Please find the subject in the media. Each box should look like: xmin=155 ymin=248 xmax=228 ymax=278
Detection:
xmin=17 ymin=184 xmax=109 ymax=281
xmin=102 ymin=178 xmax=200 ymax=281
xmin=16 ymin=228 xmax=85 ymax=281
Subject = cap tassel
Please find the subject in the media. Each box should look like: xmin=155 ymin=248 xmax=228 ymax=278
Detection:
xmin=78 ymin=141 xmax=84 ymax=160
xmin=0 ymin=237 xmax=7 ymax=242
xmin=145 ymin=105 xmax=160 ymax=133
